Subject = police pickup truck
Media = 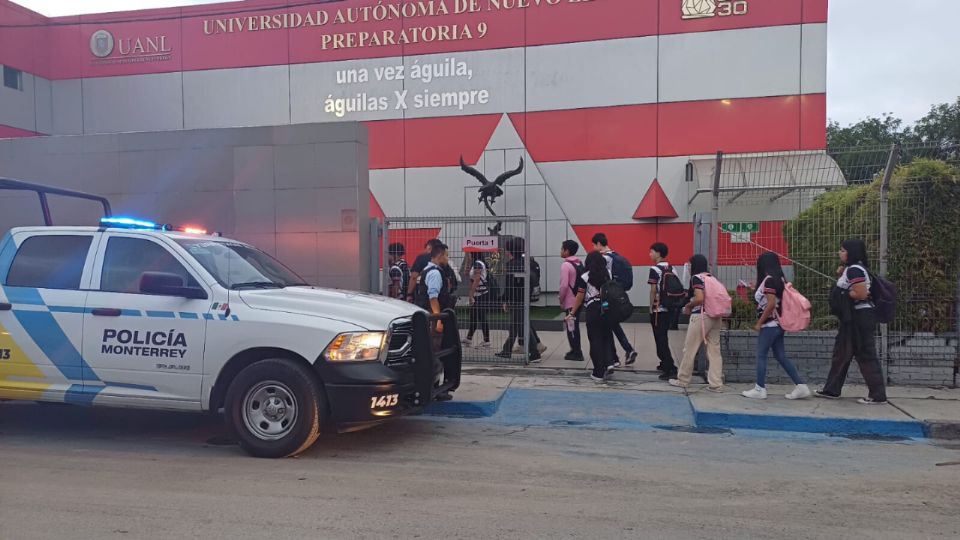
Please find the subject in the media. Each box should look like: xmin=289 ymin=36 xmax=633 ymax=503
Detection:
xmin=0 ymin=178 xmax=461 ymax=458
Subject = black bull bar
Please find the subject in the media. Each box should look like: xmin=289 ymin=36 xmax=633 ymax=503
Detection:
xmin=410 ymin=309 xmax=462 ymax=407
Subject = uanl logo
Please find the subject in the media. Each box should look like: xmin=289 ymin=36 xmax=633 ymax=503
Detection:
xmin=681 ymin=0 xmax=749 ymax=20
xmin=88 ymin=28 xmax=173 ymax=65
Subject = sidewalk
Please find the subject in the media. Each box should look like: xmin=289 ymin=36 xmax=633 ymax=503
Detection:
xmin=428 ymin=369 xmax=960 ymax=440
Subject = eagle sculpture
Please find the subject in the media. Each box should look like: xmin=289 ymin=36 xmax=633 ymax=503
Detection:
xmin=459 ymin=156 xmax=524 ymax=217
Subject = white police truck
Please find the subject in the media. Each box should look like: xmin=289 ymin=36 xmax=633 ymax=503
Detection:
xmin=0 ymin=178 xmax=461 ymax=458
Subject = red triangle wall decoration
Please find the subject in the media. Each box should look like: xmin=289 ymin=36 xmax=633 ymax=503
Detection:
xmin=633 ymin=179 xmax=678 ymax=219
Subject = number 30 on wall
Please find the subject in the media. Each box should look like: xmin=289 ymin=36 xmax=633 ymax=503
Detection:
xmin=717 ymin=0 xmax=749 ymax=16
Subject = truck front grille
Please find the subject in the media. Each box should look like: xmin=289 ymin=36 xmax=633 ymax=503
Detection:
xmin=386 ymin=319 xmax=414 ymax=367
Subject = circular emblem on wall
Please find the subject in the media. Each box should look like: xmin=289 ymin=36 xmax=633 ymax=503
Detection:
xmin=90 ymin=30 xmax=115 ymax=58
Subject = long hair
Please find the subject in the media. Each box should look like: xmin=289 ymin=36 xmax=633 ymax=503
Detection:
xmin=842 ymin=238 xmax=870 ymax=268
xmin=755 ymin=251 xmax=784 ymax=289
xmin=585 ymin=251 xmax=609 ymax=289
xmin=689 ymin=254 xmax=709 ymax=276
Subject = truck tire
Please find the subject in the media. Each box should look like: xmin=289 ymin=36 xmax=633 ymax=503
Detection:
xmin=224 ymin=358 xmax=325 ymax=458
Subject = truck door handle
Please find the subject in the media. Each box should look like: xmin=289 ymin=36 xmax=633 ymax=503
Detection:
xmin=0 ymin=302 xmax=11 ymax=311
xmin=91 ymin=308 xmax=122 ymax=317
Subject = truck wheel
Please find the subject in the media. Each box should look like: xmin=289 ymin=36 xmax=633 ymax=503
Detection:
xmin=224 ymin=358 xmax=325 ymax=458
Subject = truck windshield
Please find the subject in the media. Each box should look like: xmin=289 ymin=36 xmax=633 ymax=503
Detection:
xmin=176 ymin=239 xmax=308 ymax=289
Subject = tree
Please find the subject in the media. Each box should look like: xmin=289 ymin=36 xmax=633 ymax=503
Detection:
xmin=913 ymin=97 xmax=960 ymax=147
xmin=827 ymin=113 xmax=911 ymax=150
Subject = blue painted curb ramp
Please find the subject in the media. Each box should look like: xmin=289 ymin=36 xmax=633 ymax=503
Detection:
xmin=694 ymin=410 xmax=927 ymax=439
xmin=424 ymin=390 xmax=506 ymax=418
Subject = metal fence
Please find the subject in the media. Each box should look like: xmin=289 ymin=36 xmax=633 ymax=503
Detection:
xmin=379 ymin=215 xmax=533 ymax=365
xmin=690 ymin=142 xmax=960 ymax=383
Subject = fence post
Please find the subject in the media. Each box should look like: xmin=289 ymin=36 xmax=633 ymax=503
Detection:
xmin=709 ymin=151 xmax=723 ymax=271
xmin=878 ymin=143 xmax=900 ymax=374
xmin=379 ymin=220 xmax=390 ymax=296
xmin=523 ymin=217 xmax=531 ymax=366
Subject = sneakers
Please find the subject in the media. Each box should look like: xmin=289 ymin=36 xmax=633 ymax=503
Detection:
xmin=613 ymin=360 xmax=622 ymax=368
xmin=461 ymin=336 xmax=474 ymax=346
xmin=658 ymin=371 xmax=677 ymax=381
xmin=605 ymin=364 xmax=616 ymax=378
xmin=815 ymin=390 xmax=840 ymax=400
xmin=513 ymin=345 xmax=523 ymax=353
xmin=741 ymin=385 xmax=768 ymax=400
xmin=495 ymin=351 xmax=513 ymax=360
xmin=536 ymin=342 xmax=547 ymax=355
xmin=625 ymin=351 xmax=638 ymax=366
xmin=564 ymin=352 xmax=585 ymax=361
xmin=706 ymin=386 xmax=724 ymax=393
xmin=478 ymin=341 xmax=491 ymax=349
xmin=858 ymin=397 xmax=887 ymax=405
xmin=785 ymin=384 xmax=812 ymax=400
xmin=528 ymin=354 xmax=542 ymax=364
xmin=667 ymin=379 xmax=687 ymax=389
xmin=590 ymin=374 xmax=605 ymax=383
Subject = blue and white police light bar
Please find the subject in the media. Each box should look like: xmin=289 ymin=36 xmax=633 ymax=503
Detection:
xmin=100 ymin=216 xmax=160 ymax=229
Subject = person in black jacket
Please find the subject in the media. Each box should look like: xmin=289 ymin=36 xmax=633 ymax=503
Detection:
xmin=495 ymin=243 xmax=541 ymax=362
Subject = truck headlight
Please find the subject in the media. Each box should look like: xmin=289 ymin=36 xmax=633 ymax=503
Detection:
xmin=323 ymin=332 xmax=387 ymax=362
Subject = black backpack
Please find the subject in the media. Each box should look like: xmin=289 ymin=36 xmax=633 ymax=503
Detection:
xmin=600 ymin=279 xmax=634 ymax=324
xmin=658 ymin=264 xmax=687 ymax=309
xmin=608 ymin=252 xmax=634 ymax=291
xmin=869 ymin=272 xmax=897 ymax=324
xmin=414 ymin=266 xmax=455 ymax=311
xmin=530 ymin=257 xmax=542 ymax=301
xmin=566 ymin=260 xmax=586 ymax=294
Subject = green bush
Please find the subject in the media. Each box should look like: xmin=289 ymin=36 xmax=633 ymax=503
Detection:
xmin=784 ymin=159 xmax=960 ymax=333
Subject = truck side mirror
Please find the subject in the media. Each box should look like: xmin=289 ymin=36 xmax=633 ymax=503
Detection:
xmin=139 ymin=272 xmax=207 ymax=300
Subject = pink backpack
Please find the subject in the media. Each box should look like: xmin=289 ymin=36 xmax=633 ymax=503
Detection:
xmin=779 ymin=282 xmax=811 ymax=332
xmin=699 ymin=273 xmax=732 ymax=318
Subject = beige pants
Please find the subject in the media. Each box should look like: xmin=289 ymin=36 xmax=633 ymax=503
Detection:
xmin=677 ymin=313 xmax=724 ymax=387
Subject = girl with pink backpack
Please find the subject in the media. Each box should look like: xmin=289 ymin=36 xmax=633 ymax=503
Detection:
xmin=741 ymin=252 xmax=812 ymax=400
xmin=668 ymin=254 xmax=728 ymax=391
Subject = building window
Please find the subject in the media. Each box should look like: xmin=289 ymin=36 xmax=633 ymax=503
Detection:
xmin=3 ymin=66 xmax=23 ymax=91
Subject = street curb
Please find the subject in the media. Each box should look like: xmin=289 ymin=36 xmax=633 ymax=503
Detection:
xmin=423 ymin=391 xmax=506 ymax=418
xmin=924 ymin=421 xmax=960 ymax=440
xmin=694 ymin=410 xmax=927 ymax=439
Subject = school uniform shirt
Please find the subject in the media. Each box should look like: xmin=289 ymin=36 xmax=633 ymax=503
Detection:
xmin=688 ymin=274 xmax=705 ymax=315
xmin=472 ymin=259 xmax=489 ymax=297
xmin=837 ymin=264 xmax=874 ymax=310
xmin=576 ymin=271 xmax=601 ymax=308
xmin=388 ymin=258 xmax=409 ymax=299
xmin=755 ymin=276 xmax=784 ymax=328
xmin=647 ymin=261 xmax=671 ymax=313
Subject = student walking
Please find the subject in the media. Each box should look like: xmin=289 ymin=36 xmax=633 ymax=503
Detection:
xmin=567 ymin=251 xmax=615 ymax=382
xmin=816 ymin=239 xmax=888 ymax=404
xmin=648 ymin=242 xmax=680 ymax=380
xmin=669 ymin=255 xmax=725 ymax=391
xmin=591 ymin=233 xmax=638 ymax=367
xmin=741 ymin=252 xmax=811 ymax=400
xmin=559 ymin=240 xmax=585 ymax=361
xmin=496 ymin=242 xmax=542 ymax=362
xmin=387 ymin=243 xmax=410 ymax=300
xmin=462 ymin=252 xmax=491 ymax=348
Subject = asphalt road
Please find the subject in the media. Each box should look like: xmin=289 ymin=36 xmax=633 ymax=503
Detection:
xmin=1 ymin=402 xmax=959 ymax=539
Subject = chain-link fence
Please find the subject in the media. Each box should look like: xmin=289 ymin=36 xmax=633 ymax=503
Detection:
xmin=689 ymin=142 xmax=960 ymax=386
xmin=379 ymin=216 xmax=533 ymax=365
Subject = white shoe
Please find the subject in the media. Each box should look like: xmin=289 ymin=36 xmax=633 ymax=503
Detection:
xmin=741 ymin=385 xmax=767 ymax=400
xmin=461 ymin=337 xmax=473 ymax=346
xmin=590 ymin=374 xmax=605 ymax=383
xmin=536 ymin=342 xmax=547 ymax=354
xmin=513 ymin=345 xmax=523 ymax=353
xmin=785 ymin=384 xmax=812 ymax=400
xmin=478 ymin=341 xmax=491 ymax=349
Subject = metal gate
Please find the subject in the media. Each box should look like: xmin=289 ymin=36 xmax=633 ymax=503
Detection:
xmin=376 ymin=215 xmax=532 ymax=365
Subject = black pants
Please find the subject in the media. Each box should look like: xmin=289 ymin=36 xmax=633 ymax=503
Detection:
xmin=823 ymin=308 xmax=887 ymax=401
xmin=651 ymin=308 xmax=677 ymax=373
xmin=565 ymin=308 xmax=582 ymax=355
xmin=502 ymin=304 xmax=538 ymax=356
xmin=586 ymin=303 xmax=614 ymax=377
xmin=466 ymin=299 xmax=490 ymax=342
xmin=610 ymin=322 xmax=634 ymax=355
